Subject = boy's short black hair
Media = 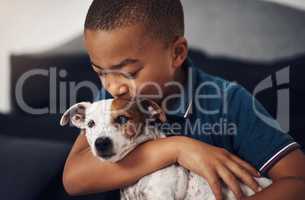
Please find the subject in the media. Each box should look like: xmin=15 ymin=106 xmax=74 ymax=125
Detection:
xmin=85 ymin=0 xmax=184 ymax=46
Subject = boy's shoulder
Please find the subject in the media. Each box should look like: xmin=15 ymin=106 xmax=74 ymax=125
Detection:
xmin=190 ymin=59 xmax=299 ymax=175
xmin=190 ymin=59 xmax=241 ymax=97
xmin=190 ymin=60 xmax=247 ymax=114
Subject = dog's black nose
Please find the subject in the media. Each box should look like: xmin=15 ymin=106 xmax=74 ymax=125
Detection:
xmin=95 ymin=137 xmax=113 ymax=157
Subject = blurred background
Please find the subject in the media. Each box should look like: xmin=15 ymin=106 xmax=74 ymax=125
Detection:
xmin=1 ymin=0 xmax=305 ymax=114
xmin=0 ymin=0 xmax=305 ymax=200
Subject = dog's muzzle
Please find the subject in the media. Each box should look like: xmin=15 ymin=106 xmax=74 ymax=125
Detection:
xmin=94 ymin=137 xmax=114 ymax=159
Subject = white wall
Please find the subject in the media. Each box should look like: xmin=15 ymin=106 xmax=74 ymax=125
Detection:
xmin=0 ymin=0 xmax=305 ymax=114
xmin=0 ymin=0 xmax=92 ymax=113
xmin=263 ymin=0 xmax=305 ymax=10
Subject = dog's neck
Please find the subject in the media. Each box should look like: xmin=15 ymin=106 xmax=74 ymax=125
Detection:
xmin=115 ymin=126 xmax=166 ymax=162
xmin=131 ymin=126 xmax=166 ymax=149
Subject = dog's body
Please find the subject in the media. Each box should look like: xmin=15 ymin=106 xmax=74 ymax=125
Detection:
xmin=122 ymin=164 xmax=271 ymax=200
xmin=61 ymin=98 xmax=272 ymax=200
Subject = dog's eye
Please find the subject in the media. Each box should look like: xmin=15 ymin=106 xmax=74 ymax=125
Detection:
xmin=115 ymin=115 xmax=129 ymax=125
xmin=87 ymin=120 xmax=95 ymax=128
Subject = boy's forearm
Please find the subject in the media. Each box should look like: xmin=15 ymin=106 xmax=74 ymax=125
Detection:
xmin=243 ymin=177 xmax=305 ymax=200
xmin=244 ymin=149 xmax=305 ymax=200
xmin=63 ymin=136 xmax=180 ymax=196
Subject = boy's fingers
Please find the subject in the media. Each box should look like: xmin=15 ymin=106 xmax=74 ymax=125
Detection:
xmin=204 ymin=169 xmax=223 ymax=200
xmin=217 ymin=165 xmax=243 ymax=200
xmin=225 ymin=160 xmax=260 ymax=192
xmin=229 ymin=154 xmax=260 ymax=177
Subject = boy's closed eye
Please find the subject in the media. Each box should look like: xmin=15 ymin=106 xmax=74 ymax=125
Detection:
xmin=92 ymin=65 xmax=143 ymax=79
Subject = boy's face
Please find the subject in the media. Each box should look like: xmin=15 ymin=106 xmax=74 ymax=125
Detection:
xmin=84 ymin=25 xmax=187 ymax=101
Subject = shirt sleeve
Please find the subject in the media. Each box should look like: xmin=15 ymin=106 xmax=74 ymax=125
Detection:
xmin=227 ymin=84 xmax=300 ymax=176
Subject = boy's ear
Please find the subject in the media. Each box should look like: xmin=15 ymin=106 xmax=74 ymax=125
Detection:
xmin=138 ymin=98 xmax=167 ymax=123
xmin=60 ymin=102 xmax=92 ymax=129
xmin=172 ymin=36 xmax=188 ymax=69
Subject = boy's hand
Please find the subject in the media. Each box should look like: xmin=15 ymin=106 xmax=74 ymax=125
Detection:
xmin=175 ymin=136 xmax=261 ymax=200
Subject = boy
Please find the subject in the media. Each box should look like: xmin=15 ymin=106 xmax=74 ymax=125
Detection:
xmin=63 ymin=0 xmax=305 ymax=199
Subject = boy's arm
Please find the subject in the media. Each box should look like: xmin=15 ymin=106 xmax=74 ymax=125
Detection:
xmin=243 ymin=149 xmax=305 ymax=200
xmin=62 ymin=131 xmax=177 ymax=195
xmin=63 ymin=133 xmax=260 ymax=199
xmin=220 ymin=84 xmax=305 ymax=199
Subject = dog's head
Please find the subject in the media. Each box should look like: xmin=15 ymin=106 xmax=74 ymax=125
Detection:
xmin=60 ymin=98 xmax=166 ymax=162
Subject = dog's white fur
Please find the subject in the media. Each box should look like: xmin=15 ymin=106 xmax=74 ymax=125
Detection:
xmin=61 ymin=99 xmax=272 ymax=200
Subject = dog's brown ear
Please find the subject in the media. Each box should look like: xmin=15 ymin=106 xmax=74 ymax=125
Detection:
xmin=138 ymin=98 xmax=167 ymax=123
xmin=60 ymin=102 xmax=92 ymax=129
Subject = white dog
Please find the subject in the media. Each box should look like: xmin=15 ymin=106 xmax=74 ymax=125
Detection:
xmin=60 ymin=98 xmax=272 ymax=200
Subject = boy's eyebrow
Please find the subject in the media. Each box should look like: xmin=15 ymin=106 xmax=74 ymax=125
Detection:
xmin=91 ymin=58 xmax=139 ymax=70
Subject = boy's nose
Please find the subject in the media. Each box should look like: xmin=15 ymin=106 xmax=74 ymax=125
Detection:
xmin=103 ymin=75 xmax=129 ymax=97
xmin=108 ymin=84 xmax=129 ymax=98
